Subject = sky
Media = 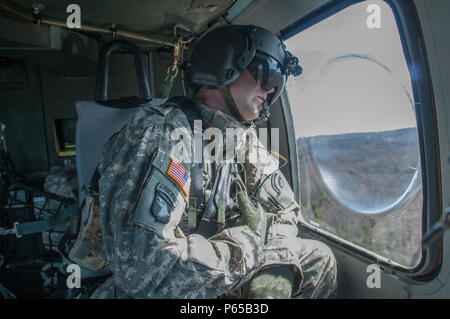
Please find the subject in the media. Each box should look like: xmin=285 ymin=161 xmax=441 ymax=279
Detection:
xmin=285 ymin=0 xmax=417 ymax=137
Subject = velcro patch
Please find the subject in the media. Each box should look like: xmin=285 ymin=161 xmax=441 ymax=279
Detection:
xmin=167 ymin=158 xmax=190 ymax=196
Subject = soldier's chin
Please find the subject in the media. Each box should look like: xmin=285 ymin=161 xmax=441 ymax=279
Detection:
xmin=238 ymin=103 xmax=260 ymax=121
xmin=245 ymin=110 xmax=260 ymax=122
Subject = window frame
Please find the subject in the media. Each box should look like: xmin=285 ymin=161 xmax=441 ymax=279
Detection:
xmin=279 ymin=0 xmax=442 ymax=279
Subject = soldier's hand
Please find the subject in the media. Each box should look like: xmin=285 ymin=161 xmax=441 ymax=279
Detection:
xmin=243 ymin=266 xmax=294 ymax=299
xmin=236 ymin=191 xmax=267 ymax=244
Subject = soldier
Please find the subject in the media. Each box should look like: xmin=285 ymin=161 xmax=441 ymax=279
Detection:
xmin=90 ymin=25 xmax=337 ymax=299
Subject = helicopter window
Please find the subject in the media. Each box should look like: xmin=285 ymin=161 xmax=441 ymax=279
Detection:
xmin=284 ymin=0 xmax=422 ymax=268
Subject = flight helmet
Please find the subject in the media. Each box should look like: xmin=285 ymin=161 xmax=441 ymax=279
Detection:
xmin=183 ymin=24 xmax=302 ymax=124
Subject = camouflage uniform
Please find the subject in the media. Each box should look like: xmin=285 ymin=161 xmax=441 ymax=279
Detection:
xmin=39 ymin=166 xmax=78 ymax=252
xmin=90 ymin=99 xmax=337 ymax=299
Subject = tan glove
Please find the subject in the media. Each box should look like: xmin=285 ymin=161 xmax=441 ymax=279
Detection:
xmin=234 ymin=193 xmax=294 ymax=299
xmin=236 ymin=191 xmax=267 ymax=247
xmin=243 ymin=266 xmax=294 ymax=299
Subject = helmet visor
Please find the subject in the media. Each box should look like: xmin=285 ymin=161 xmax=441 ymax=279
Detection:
xmin=246 ymin=53 xmax=287 ymax=105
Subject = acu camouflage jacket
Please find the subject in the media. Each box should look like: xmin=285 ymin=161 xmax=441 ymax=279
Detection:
xmin=92 ymin=98 xmax=304 ymax=298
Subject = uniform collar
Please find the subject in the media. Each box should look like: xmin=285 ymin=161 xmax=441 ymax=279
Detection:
xmin=192 ymin=99 xmax=280 ymax=174
xmin=196 ymin=102 xmax=250 ymax=133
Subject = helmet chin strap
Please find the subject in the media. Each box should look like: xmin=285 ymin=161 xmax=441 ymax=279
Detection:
xmin=216 ymin=85 xmax=246 ymax=123
xmin=254 ymin=102 xmax=270 ymax=125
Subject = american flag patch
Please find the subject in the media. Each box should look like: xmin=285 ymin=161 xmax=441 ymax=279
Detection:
xmin=167 ymin=158 xmax=190 ymax=196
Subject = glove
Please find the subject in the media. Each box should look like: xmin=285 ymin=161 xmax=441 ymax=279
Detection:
xmin=235 ymin=193 xmax=294 ymax=299
xmin=236 ymin=191 xmax=267 ymax=245
xmin=242 ymin=266 xmax=294 ymax=299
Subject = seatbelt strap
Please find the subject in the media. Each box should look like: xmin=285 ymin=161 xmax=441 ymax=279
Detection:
xmin=165 ymin=97 xmax=205 ymax=231
xmin=157 ymin=71 xmax=175 ymax=98
xmin=14 ymin=202 xmax=79 ymax=238
xmin=196 ymin=163 xmax=232 ymax=238
xmin=90 ymin=167 xmax=101 ymax=193
xmin=12 ymin=169 xmax=99 ymax=239
xmin=167 ymin=97 xmax=235 ymax=237
xmin=188 ymin=163 xmax=203 ymax=231
xmin=157 ymin=42 xmax=181 ymax=98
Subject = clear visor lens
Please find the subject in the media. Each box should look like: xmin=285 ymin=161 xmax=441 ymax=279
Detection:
xmin=247 ymin=53 xmax=287 ymax=105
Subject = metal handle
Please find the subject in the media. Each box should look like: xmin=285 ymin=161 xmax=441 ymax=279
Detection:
xmin=95 ymin=40 xmax=152 ymax=102
xmin=422 ymin=207 xmax=450 ymax=249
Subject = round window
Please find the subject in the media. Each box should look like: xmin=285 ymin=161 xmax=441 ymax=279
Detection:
xmin=307 ymin=55 xmax=421 ymax=214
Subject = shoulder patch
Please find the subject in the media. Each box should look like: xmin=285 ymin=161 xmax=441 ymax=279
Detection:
xmin=152 ymin=194 xmax=172 ymax=224
xmin=167 ymin=158 xmax=191 ymax=196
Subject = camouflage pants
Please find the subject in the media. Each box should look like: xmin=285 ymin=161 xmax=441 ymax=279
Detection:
xmin=90 ymin=237 xmax=337 ymax=299
xmin=291 ymin=238 xmax=337 ymax=299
